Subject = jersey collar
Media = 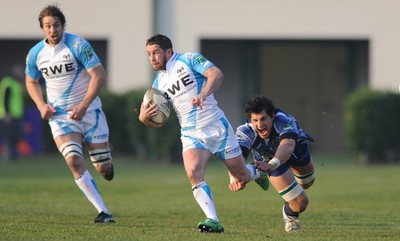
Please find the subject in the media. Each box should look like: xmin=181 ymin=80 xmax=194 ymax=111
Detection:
xmin=166 ymin=52 xmax=178 ymax=70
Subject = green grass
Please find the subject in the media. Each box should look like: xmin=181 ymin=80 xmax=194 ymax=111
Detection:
xmin=0 ymin=154 xmax=399 ymax=241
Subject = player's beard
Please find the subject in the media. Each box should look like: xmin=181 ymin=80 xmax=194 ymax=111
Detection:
xmin=47 ymin=35 xmax=61 ymax=45
xmin=45 ymin=30 xmax=63 ymax=46
xmin=152 ymin=56 xmax=167 ymax=71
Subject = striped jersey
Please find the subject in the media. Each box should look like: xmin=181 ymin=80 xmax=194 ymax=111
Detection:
xmin=152 ymin=52 xmax=225 ymax=130
xmin=25 ymin=32 xmax=102 ymax=116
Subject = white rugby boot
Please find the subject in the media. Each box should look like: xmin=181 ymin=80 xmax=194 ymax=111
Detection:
xmin=282 ymin=205 xmax=301 ymax=232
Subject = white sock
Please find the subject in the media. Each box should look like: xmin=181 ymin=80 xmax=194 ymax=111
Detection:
xmin=75 ymin=170 xmax=109 ymax=214
xmin=246 ymin=164 xmax=261 ymax=181
xmin=192 ymin=181 xmax=219 ymax=222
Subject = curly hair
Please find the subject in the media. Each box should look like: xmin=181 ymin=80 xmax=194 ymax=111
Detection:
xmin=245 ymin=95 xmax=275 ymax=118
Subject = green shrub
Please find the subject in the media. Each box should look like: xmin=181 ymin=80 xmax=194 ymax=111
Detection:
xmin=37 ymin=90 xmax=182 ymax=163
xmin=101 ymin=89 xmax=182 ymax=163
xmin=344 ymin=88 xmax=400 ymax=163
xmin=99 ymin=91 xmax=131 ymax=154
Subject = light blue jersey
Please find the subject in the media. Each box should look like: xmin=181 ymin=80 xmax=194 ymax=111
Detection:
xmin=25 ymin=32 xmax=102 ymax=116
xmin=152 ymin=52 xmax=225 ymax=130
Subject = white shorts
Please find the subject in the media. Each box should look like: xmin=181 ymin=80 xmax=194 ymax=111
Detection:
xmin=48 ymin=108 xmax=109 ymax=144
xmin=181 ymin=117 xmax=242 ymax=160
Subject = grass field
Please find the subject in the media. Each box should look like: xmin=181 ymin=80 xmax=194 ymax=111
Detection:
xmin=0 ymin=154 xmax=399 ymax=241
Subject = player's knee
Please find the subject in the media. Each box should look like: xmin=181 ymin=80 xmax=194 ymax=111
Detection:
xmin=89 ymin=148 xmax=112 ymax=167
xmin=286 ymin=191 xmax=309 ymax=213
xmin=300 ymin=179 xmax=315 ymax=189
xmin=59 ymin=141 xmax=85 ymax=171
xmin=59 ymin=141 xmax=83 ymax=159
xmin=295 ymin=169 xmax=316 ymax=190
xmin=279 ymin=180 xmax=309 ymax=212
xmin=289 ymin=197 xmax=309 ymax=213
xmin=186 ymin=171 xmax=205 ymax=185
xmin=297 ymin=194 xmax=309 ymax=212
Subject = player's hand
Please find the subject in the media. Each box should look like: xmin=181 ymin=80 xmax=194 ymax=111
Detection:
xmin=229 ymin=180 xmax=247 ymax=192
xmin=139 ymin=100 xmax=159 ymax=121
xmin=228 ymin=172 xmax=247 ymax=192
xmin=254 ymin=160 xmax=275 ymax=173
xmin=192 ymin=93 xmax=206 ymax=109
xmin=67 ymin=105 xmax=87 ymax=121
xmin=39 ymin=104 xmax=56 ymax=120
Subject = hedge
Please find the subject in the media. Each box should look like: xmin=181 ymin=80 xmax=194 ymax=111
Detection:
xmin=101 ymin=89 xmax=182 ymax=163
xmin=344 ymin=88 xmax=400 ymax=163
xmin=40 ymin=89 xmax=182 ymax=164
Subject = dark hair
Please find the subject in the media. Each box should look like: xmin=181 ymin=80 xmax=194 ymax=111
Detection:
xmin=38 ymin=4 xmax=66 ymax=29
xmin=146 ymin=34 xmax=173 ymax=51
xmin=245 ymin=95 xmax=275 ymax=118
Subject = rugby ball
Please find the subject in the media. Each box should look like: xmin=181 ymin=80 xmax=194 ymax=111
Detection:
xmin=143 ymin=88 xmax=170 ymax=124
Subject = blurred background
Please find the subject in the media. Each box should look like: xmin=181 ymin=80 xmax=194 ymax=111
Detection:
xmin=0 ymin=0 xmax=399 ymax=162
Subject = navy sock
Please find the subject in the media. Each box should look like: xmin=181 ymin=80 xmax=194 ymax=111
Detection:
xmin=284 ymin=202 xmax=299 ymax=217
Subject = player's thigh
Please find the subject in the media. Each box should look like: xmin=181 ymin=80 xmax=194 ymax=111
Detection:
xmin=54 ymin=132 xmax=83 ymax=149
xmin=291 ymin=159 xmax=315 ymax=177
xmin=86 ymin=141 xmax=112 ymax=173
xmin=82 ymin=108 xmax=110 ymax=144
xmin=269 ymin=169 xmax=297 ymax=191
xmin=86 ymin=141 xmax=109 ymax=150
xmin=290 ymin=159 xmax=316 ymax=189
xmin=182 ymin=148 xmax=211 ymax=183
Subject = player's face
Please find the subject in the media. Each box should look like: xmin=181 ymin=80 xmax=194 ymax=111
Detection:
xmin=250 ymin=110 xmax=275 ymax=139
xmin=42 ymin=16 xmax=64 ymax=46
xmin=146 ymin=44 xmax=168 ymax=71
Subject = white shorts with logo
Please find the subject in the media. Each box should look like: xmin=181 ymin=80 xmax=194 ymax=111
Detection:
xmin=181 ymin=117 xmax=242 ymax=160
xmin=48 ymin=108 xmax=109 ymax=144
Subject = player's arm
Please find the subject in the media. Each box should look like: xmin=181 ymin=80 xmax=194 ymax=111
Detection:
xmin=138 ymin=100 xmax=163 ymax=128
xmin=192 ymin=66 xmax=224 ymax=109
xmin=273 ymin=138 xmax=296 ymax=165
xmin=26 ymin=75 xmax=56 ymax=120
xmin=82 ymin=65 xmax=105 ymax=108
xmin=255 ymin=138 xmax=296 ymax=172
xmin=67 ymin=65 xmax=105 ymax=120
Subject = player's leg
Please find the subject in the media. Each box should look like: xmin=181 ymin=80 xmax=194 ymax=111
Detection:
xmin=84 ymin=108 xmax=114 ymax=181
xmin=183 ymin=148 xmax=223 ymax=233
xmin=216 ymin=118 xmax=268 ymax=192
xmin=290 ymin=143 xmax=316 ymax=189
xmin=224 ymin=155 xmax=250 ymax=187
xmin=55 ymin=133 xmax=114 ymax=223
xmin=55 ymin=132 xmax=87 ymax=179
xmin=183 ymin=148 xmax=210 ymax=186
xmin=183 ymin=149 xmax=218 ymax=220
xmin=291 ymin=159 xmax=316 ymax=189
xmin=87 ymin=142 xmax=114 ymax=181
xmin=269 ymin=169 xmax=308 ymax=232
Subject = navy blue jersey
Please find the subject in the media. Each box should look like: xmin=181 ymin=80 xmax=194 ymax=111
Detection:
xmin=236 ymin=109 xmax=313 ymax=164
